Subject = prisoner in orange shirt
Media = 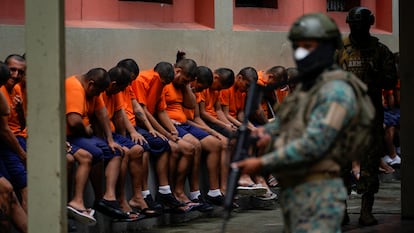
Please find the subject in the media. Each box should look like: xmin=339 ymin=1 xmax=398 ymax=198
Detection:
xmin=199 ymin=67 xmax=236 ymax=138
xmin=101 ymin=66 xmax=148 ymax=220
xmin=131 ymin=61 xmax=192 ymax=212
xmin=184 ymin=66 xmax=231 ymax=199
xmin=117 ymin=58 xmax=172 ymax=216
xmin=65 ymin=68 xmax=128 ymax=221
xmin=255 ymin=66 xmax=289 ymax=124
xmin=0 ymin=54 xmax=28 ymax=213
xmin=159 ymin=64 xmax=224 ymax=207
xmin=220 ymin=67 xmax=258 ymax=130
xmin=156 ymin=57 xmax=214 ymax=212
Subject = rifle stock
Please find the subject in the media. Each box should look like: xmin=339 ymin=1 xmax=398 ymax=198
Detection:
xmin=222 ymin=81 xmax=262 ymax=221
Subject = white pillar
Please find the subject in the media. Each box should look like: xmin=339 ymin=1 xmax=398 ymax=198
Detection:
xmin=25 ymin=0 xmax=66 ymax=232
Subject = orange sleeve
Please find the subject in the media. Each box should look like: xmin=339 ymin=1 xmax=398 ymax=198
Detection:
xmin=102 ymin=92 xmax=124 ymax=120
xmin=134 ymin=70 xmax=164 ymax=114
xmin=162 ymin=83 xmax=187 ymax=123
xmin=65 ymin=76 xmax=105 ymax=134
xmin=257 ymin=71 xmax=267 ymax=86
xmin=195 ymin=92 xmax=202 ymax=103
xmin=0 ymin=85 xmax=27 ymax=137
xmin=158 ymin=88 xmax=167 ymax=111
xmin=220 ymin=89 xmax=229 ymax=106
xmin=202 ymin=88 xmax=218 ymax=118
xmin=183 ymin=91 xmax=198 ymax=120
xmin=123 ymin=87 xmax=136 ymax=125
xmin=132 ymin=78 xmax=148 ymax=107
xmin=66 ymin=76 xmax=87 ymax=116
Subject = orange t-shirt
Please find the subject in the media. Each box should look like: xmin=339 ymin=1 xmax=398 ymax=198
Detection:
xmin=123 ymin=86 xmax=136 ymax=126
xmin=257 ymin=70 xmax=268 ymax=86
xmin=183 ymin=93 xmax=202 ymax=120
xmin=102 ymin=92 xmax=124 ymax=132
xmin=221 ymin=85 xmax=245 ymax=118
xmin=200 ymin=88 xmax=220 ymax=119
xmin=257 ymin=71 xmax=270 ymax=117
xmin=132 ymin=69 xmax=164 ymax=115
xmin=65 ymin=76 xmax=105 ymax=136
xmin=159 ymin=83 xmax=187 ymax=123
xmin=0 ymin=85 xmax=27 ymax=138
xmin=17 ymin=83 xmax=27 ymax=116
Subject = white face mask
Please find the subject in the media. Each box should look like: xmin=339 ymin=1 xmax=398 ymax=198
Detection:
xmin=294 ymin=47 xmax=310 ymax=61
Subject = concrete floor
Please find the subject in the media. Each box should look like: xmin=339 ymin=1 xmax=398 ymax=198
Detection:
xmin=68 ymin=170 xmax=411 ymax=233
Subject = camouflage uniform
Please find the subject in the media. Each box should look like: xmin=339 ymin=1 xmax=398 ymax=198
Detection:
xmin=336 ymin=36 xmax=397 ymax=195
xmin=261 ymin=69 xmax=358 ymax=233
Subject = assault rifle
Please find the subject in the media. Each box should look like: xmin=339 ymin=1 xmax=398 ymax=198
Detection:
xmin=221 ymin=74 xmax=300 ymax=232
xmin=221 ymin=80 xmax=263 ymax=232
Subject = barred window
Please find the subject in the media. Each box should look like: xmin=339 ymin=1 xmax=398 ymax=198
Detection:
xmin=327 ymin=0 xmax=360 ymax=12
xmin=119 ymin=0 xmax=172 ymax=4
xmin=236 ymin=0 xmax=278 ymax=9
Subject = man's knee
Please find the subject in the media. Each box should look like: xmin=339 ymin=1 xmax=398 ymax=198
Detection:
xmin=0 ymin=178 xmax=13 ymax=196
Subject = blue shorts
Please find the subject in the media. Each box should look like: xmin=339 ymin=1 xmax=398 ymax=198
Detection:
xmin=384 ymin=108 xmax=400 ymax=127
xmin=67 ymin=142 xmax=81 ymax=155
xmin=0 ymin=136 xmax=27 ymax=190
xmin=112 ymin=132 xmax=150 ymax=152
xmin=67 ymin=136 xmax=120 ymax=164
xmin=176 ymin=123 xmax=209 ymax=140
xmin=206 ymin=122 xmax=234 ymax=138
xmin=132 ymin=127 xmax=170 ymax=155
xmin=0 ymin=159 xmax=10 ymax=180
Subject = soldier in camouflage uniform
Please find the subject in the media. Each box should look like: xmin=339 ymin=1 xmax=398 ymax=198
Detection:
xmin=335 ymin=7 xmax=397 ymax=226
xmin=236 ymin=13 xmax=368 ymax=233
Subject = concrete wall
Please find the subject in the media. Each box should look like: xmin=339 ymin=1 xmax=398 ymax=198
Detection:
xmin=0 ymin=0 xmax=398 ymax=76
xmin=0 ymin=26 xmax=398 ymax=78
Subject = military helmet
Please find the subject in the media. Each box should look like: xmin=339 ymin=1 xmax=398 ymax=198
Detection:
xmin=288 ymin=13 xmax=342 ymax=49
xmin=346 ymin=7 xmax=375 ymax=26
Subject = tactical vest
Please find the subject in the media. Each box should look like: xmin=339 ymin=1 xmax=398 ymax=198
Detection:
xmin=273 ymin=69 xmax=375 ymax=178
xmin=336 ymin=37 xmax=380 ymax=87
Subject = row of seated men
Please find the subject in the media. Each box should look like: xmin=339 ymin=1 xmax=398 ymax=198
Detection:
xmin=0 ymin=50 xmax=400 ymax=231
xmin=0 ymin=52 xmax=296 ymax=230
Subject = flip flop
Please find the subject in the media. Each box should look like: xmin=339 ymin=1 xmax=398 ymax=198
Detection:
xmin=237 ymin=185 xmax=267 ymax=196
xmin=94 ymin=199 xmax=128 ymax=219
xmin=67 ymin=205 xmax=97 ymax=226
xmin=132 ymin=207 xmax=162 ymax=218
xmin=164 ymin=202 xmax=196 ymax=214
xmin=112 ymin=211 xmax=145 ymax=222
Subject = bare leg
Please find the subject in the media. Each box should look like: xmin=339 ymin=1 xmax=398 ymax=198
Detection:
xmin=10 ymin=191 xmax=27 ymax=233
xmin=118 ymin=145 xmax=143 ymax=212
xmin=68 ymin=149 xmax=92 ymax=210
xmin=66 ymin=154 xmax=75 ymax=201
xmin=182 ymin=134 xmax=201 ymax=193
xmin=142 ymin=152 xmax=150 ymax=191
xmin=200 ymin=136 xmax=221 ymax=191
xmin=19 ymin=187 xmax=27 ymax=213
xmin=0 ymin=178 xmax=27 ymax=233
xmin=102 ymin=156 xmax=121 ymax=201
xmin=173 ymin=138 xmax=194 ymax=203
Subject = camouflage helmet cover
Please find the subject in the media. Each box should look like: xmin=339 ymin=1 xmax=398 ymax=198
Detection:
xmin=288 ymin=13 xmax=342 ymax=49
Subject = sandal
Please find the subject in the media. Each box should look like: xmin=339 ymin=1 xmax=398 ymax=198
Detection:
xmin=112 ymin=211 xmax=145 ymax=222
xmin=67 ymin=205 xmax=97 ymax=225
xmin=94 ymin=199 xmax=128 ymax=219
xmin=129 ymin=199 xmax=163 ymax=218
xmin=165 ymin=202 xmax=196 ymax=214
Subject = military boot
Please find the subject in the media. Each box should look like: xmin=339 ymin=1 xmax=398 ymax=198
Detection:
xmin=358 ymin=193 xmax=378 ymax=226
xmin=342 ymin=200 xmax=350 ymax=226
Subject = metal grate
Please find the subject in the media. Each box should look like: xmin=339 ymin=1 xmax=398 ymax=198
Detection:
xmin=119 ymin=0 xmax=173 ymax=4
xmin=236 ymin=0 xmax=278 ymax=9
xmin=327 ymin=0 xmax=360 ymax=12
